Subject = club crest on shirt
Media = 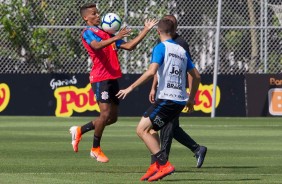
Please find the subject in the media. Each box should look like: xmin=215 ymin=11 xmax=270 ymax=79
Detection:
xmin=101 ymin=91 xmax=109 ymax=100
xmin=90 ymin=27 xmax=99 ymax=32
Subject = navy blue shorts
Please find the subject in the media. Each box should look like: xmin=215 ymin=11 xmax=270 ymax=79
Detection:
xmin=143 ymin=99 xmax=185 ymax=131
xmin=91 ymin=79 xmax=120 ymax=105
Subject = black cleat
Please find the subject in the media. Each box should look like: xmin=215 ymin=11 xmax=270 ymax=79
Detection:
xmin=194 ymin=146 xmax=207 ymax=168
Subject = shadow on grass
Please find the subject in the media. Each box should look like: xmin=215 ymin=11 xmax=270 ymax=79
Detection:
xmin=176 ymin=166 xmax=258 ymax=173
xmin=163 ymin=178 xmax=261 ymax=182
xmin=203 ymin=166 xmax=259 ymax=169
xmin=87 ymin=166 xmax=259 ymax=174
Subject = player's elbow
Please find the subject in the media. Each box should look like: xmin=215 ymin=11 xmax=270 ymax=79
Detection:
xmin=122 ymin=44 xmax=136 ymax=51
xmin=90 ymin=43 xmax=103 ymax=50
xmin=91 ymin=45 xmax=101 ymax=50
xmin=193 ymin=75 xmax=201 ymax=85
xmin=189 ymin=69 xmax=201 ymax=82
xmin=146 ymin=70 xmax=156 ymax=78
xmin=127 ymin=46 xmax=136 ymax=51
xmin=195 ymin=75 xmax=201 ymax=82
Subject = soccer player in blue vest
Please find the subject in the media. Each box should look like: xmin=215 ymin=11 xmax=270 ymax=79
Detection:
xmin=116 ymin=18 xmax=201 ymax=182
xmin=147 ymin=15 xmax=207 ymax=173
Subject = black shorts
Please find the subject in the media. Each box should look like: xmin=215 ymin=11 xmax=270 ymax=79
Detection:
xmin=91 ymin=79 xmax=120 ymax=105
xmin=143 ymin=99 xmax=185 ymax=131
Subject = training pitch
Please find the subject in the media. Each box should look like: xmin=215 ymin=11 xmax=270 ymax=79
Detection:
xmin=0 ymin=116 xmax=281 ymax=183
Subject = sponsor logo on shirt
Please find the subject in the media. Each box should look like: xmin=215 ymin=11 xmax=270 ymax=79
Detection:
xmin=167 ymin=83 xmax=182 ymax=90
xmin=168 ymin=53 xmax=185 ymax=61
xmin=169 ymin=66 xmax=182 ymax=76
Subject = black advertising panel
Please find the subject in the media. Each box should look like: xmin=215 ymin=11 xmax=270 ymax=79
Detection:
xmin=190 ymin=74 xmax=246 ymax=117
xmin=0 ymin=74 xmax=246 ymax=117
xmin=0 ymin=74 xmax=90 ymax=116
xmin=245 ymin=74 xmax=282 ymax=117
xmin=213 ymin=75 xmax=246 ymax=117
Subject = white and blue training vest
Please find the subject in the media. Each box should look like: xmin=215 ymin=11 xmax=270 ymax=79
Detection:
xmin=151 ymin=39 xmax=195 ymax=103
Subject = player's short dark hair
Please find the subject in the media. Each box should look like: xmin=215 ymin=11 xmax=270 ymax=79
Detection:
xmin=163 ymin=14 xmax=178 ymax=30
xmin=157 ymin=18 xmax=175 ymax=35
xmin=80 ymin=3 xmax=96 ymax=17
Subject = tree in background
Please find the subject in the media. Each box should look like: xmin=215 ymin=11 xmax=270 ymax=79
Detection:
xmin=0 ymin=0 xmax=81 ymax=73
xmin=0 ymin=0 xmax=280 ymax=74
xmin=247 ymin=0 xmax=259 ymax=73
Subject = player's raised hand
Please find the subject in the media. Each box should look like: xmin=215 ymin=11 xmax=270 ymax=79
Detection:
xmin=116 ymin=86 xmax=133 ymax=99
xmin=116 ymin=27 xmax=131 ymax=39
xmin=144 ymin=18 xmax=159 ymax=30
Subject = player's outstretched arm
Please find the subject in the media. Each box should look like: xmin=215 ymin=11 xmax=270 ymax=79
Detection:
xmin=116 ymin=63 xmax=159 ymax=99
xmin=119 ymin=19 xmax=158 ymax=51
xmin=89 ymin=27 xmax=131 ymax=50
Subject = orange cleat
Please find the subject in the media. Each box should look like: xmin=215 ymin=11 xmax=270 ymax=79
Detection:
xmin=90 ymin=147 xmax=109 ymax=163
xmin=140 ymin=162 xmax=159 ymax=181
xmin=69 ymin=126 xmax=82 ymax=152
xmin=147 ymin=161 xmax=175 ymax=182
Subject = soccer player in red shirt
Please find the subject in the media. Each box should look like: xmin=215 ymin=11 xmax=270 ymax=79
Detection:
xmin=69 ymin=3 xmax=158 ymax=163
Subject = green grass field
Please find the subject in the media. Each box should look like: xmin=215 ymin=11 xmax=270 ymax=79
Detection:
xmin=0 ymin=116 xmax=282 ymax=184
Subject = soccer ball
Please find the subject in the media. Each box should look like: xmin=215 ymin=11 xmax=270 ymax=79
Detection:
xmin=101 ymin=13 xmax=122 ymax=34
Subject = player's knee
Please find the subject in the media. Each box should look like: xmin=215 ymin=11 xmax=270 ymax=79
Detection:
xmin=107 ymin=116 xmax=118 ymax=125
xmin=136 ymin=127 xmax=143 ymax=138
xmin=99 ymin=112 xmax=111 ymax=123
xmin=136 ymin=126 xmax=150 ymax=139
